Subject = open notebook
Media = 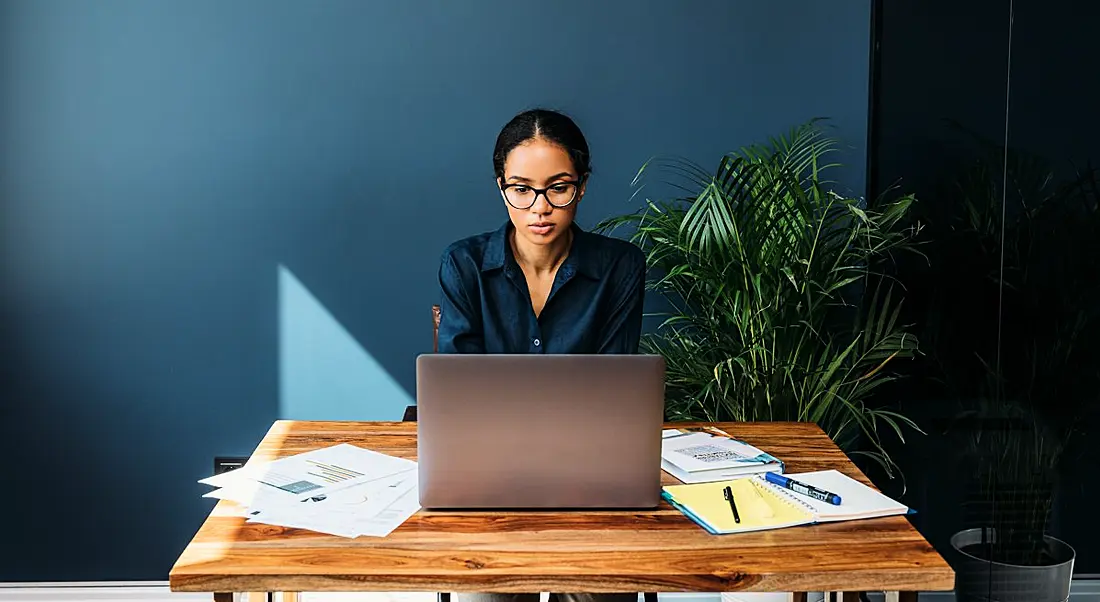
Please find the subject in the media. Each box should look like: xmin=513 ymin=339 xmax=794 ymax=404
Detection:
xmin=662 ymin=469 xmax=910 ymax=534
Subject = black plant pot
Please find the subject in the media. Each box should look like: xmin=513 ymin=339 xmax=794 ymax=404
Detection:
xmin=951 ymin=527 xmax=1075 ymax=602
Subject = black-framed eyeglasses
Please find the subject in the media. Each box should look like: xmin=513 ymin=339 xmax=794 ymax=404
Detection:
xmin=499 ymin=179 xmax=583 ymax=210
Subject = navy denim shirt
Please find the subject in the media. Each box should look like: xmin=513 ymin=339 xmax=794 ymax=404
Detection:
xmin=436 ymin=220 xmax=646 ymax=355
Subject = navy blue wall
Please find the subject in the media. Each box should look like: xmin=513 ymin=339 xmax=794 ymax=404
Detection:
xmin=0 ymin=0 xmax=871 ymax=580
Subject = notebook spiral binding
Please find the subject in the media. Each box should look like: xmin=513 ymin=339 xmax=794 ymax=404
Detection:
xmin=752 ymin=475 xmax=819 ymax=515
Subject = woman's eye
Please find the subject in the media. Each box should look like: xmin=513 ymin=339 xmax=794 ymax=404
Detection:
xmin=550 ymin=184 xmax=569 ymax=193
xmin=513 ymin=186 xmax=531 ymax=194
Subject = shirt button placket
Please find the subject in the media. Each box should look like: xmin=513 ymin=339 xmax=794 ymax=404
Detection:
xmin=529 ymin=309 xmax=544 ymax=352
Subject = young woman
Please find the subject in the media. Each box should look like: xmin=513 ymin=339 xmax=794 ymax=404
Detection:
xmin=437 ymin=109 xmax=646 ymax=602
xmin=436 ymin=108 xmax=646 ymax=357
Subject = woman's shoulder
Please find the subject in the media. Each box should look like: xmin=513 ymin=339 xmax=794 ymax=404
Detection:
xmin=585 ymin=229 xmax=643 ymax=254
xmin=576 ymin=227 xmax=646 ymax=273
xmin=441 ymin=231 xmax=492 ymax=261
xmin=440 ymin=223 xmax=506 ymax=264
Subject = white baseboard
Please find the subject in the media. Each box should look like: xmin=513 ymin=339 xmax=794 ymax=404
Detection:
xmin=0 ymin=583 xmax=1097 ymax=602
xmin=721 ymin=593 xmax=825 ymax=602
xmin=0 ymin=582 xmax=208 ymax=602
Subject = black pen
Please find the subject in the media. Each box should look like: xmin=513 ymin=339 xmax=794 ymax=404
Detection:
xmin=723 ymin=485 xmax=741 ymax=523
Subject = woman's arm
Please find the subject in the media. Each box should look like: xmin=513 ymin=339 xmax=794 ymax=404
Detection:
xmin=596 ymin=247 xmax=646 ymax=354
xmin=436 ymin=251 xmax=485 ymax=354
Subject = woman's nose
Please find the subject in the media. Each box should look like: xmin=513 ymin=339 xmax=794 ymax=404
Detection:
xmin=530 ymin=194 xmax=553 ymax=214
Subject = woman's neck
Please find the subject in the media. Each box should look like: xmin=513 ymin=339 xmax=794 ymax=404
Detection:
xmin=510 ymin=226 xmax=573 ymax=277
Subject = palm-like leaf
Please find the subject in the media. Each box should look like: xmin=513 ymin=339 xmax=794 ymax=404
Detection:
xmin=597 ymin=120 xmax=924 ymax=476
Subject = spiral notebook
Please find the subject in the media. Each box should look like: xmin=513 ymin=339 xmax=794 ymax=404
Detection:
xmin=661 ymin=469 xmax=910 ymax=534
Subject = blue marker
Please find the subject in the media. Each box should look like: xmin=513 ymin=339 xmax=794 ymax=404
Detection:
xmin=765 ymin=472 xmax=842 ymax=505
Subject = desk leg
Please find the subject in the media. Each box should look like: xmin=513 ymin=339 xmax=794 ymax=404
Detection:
xmin=790 ymin=594 xmax=807 ymax=602
xmin=214 ymin=595 xmax=234 ymax=602
xmin=885 ymin=593 xmax=917 ymax=602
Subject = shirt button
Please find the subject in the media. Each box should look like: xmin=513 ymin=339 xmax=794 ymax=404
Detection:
xmin=533 ymin=338 xmax=541 ymax=347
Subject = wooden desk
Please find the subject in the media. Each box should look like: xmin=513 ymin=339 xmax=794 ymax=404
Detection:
xmin=170 ymin=421 xmax=953 ymax=601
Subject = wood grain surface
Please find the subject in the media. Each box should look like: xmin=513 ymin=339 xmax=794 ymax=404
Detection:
xmin=169 ymin=421 xmax=954 ymax=594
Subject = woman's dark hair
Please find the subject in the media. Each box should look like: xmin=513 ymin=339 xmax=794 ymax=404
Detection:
xmin=493 ymin=108 xmax=591 ymax=180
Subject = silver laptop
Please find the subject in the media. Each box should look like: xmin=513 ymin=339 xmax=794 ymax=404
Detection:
xmin=416 ymin=354 xmax=666 ymax=509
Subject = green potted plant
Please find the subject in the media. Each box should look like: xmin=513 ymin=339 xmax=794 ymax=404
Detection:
xmin=596 ymin=120 xmax=924 ymax=477
xmin=950 ymin=396 xmax=1075 ymax=602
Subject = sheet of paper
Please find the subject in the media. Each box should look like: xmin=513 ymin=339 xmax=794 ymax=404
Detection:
xmin=662 ymin=431 xmax=771 ymax=472
xmin=203 ymin=476 xmax=315 ymax=509
xmin=247 ymin=469 xmax=415 ymax=522
xmin=198 ymin=461 xmax=270 ymax=488
xmin=246 ymin=475 xmax=420 ymax=538
xmin=217 ymin=505 xmax=253 ymax=519
xmin=317 ymin=469 xmax=416 ymax=516
xmin=252 ymin=443 xmax=414 ymax=496
xmin=353 ymin=483 xmax=421 ymax=537
xmin=203 ymin=482 xmax=260 ymax=503
xmin=203 ymin=444 xmax=420 ymax=539
xmin=201 ymin=444 xmax=415 ymax=504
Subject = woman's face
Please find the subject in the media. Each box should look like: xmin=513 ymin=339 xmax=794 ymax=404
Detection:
xmin=498 ymin=137 xmax=585 ymax=249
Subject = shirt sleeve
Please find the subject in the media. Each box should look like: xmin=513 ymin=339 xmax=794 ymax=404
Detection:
xmin=436 ymin=251 xmax=485 ymax=354
xmin=596 ymin=246 xmax=647 ymax=354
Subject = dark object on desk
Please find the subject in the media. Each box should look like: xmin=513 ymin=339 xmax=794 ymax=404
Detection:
xmin=213 ymin=457 xmax=248 ymax=475
xmin=401 ymin=304 xmax=442 ymax=423
xmin=723 ymin=485 xmax=741 ymax=523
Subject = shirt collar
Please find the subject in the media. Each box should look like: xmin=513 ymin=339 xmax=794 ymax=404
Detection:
xmin=480 ymin=220 xmax=600 ymax=280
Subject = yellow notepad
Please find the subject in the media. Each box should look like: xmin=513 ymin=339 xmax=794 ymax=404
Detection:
xmin=663 ymin=470 xmax=911 ymax=534
xmin=662 ymin=478 xmax=814 ymax=534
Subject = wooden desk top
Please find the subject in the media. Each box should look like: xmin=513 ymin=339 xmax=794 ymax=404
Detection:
xmin=169 ymin=421 xmax=954 ymax=594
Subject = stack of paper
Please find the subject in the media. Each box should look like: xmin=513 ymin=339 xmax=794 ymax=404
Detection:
xmin=199 ymin=443 xmax=420 ymax=538
xmin=661 ymin=427 xmax=784 ymax=484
